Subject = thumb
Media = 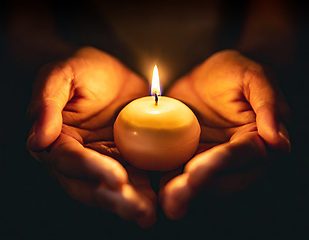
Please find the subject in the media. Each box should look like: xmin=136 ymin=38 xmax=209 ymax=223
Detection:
xmin=27 ymin=62 xmax=72 ymax=151
xmin=245 ymin=66 xmax=290 ymax=151
xmin=255 ymin=103 xmax=290 ymax=152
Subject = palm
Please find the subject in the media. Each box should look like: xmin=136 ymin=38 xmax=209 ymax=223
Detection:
xmin=57 ymin=48 xmax=148 ymax=145
xmin=28 ymin=47 xmax=157 ymax=227
xmin=167 ymin=50 xmax=273 ymax=144
xmin=159 ymin=50 xmax=291 ymax=220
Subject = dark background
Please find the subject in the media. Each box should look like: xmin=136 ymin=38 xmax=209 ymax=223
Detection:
xmin=1 ymin=1 xmax=309 ymax=239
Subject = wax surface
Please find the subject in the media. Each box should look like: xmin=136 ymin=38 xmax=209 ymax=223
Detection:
xmin=114 ymin=96 xmax=201 ymax=171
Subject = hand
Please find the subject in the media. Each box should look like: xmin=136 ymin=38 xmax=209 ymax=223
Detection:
xmin=159 ymin=49 xmax=291 ymax=219
xmin=26 ymin=47 xmax=156 ymax=227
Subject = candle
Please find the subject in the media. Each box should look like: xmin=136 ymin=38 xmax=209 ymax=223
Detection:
xmin=113 ymin=65 xmax=201 ymax=171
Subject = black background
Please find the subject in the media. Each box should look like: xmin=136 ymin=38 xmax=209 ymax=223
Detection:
xmin=1 ymin=1 xmax=309 ymax=239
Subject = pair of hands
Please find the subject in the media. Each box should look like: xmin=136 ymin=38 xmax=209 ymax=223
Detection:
xmin=27 ymin=47 xmax=290 ymax=228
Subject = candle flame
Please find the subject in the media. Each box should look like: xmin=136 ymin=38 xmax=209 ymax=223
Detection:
xmin=151 ymin=65 xmax=161 ymax=97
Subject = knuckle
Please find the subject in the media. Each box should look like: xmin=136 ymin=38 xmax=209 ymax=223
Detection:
xmin=244 ymin=65 xmax=265 ymax=84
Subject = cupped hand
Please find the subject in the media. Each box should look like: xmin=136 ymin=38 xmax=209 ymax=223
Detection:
xmin=159 ymin=49 xmax=291 ymax=219
xmin=26 ymin=47 xmax=156 ymax=227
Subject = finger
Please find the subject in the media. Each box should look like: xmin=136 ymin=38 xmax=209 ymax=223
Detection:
xmin=27 ymin=62 xmax=72 ymax=151
xmin=159 ymin=167 xmax=183 ymax=189
xmin=255 ymin=103 xmax=290 ymax=151
xmin=243 ymin=66 xmax=290 ymax=151
xmin=185 ymin=132 xmax=268 ymax=191
xmin=158 ymin=146 xmax=215 ymax=195
xmin=196 ymin=142 xmax=218 ymax=154
xmin=50 ymin=169 xmax=153 ymax=224
xmin=158 ymin=167 xmax=183 ymax=203
xmin=160 ymin=173 xmax=195 ymax=220
xmin=96 ymin=184 xmax=153 ymax=224
xmin=85 ymin=141 xmax=127 ymax=166
xmin=160 ymin=165 xmax=268 ymax=220
xmin=126 ymin=166 xmax=157 ymax=228
xmin=160 ymin=132 xmax=268 ymax=219
xmin=159 ymin=133 xmax=265 ymax=219
xmin=47 ymin=133 xmax=128 ymax=189
xmin=27 ymin=100 xmax=64 ymax=152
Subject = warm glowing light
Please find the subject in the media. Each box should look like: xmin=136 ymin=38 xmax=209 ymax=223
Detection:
xmin=151 ymin=65 xmax=161 ymax=96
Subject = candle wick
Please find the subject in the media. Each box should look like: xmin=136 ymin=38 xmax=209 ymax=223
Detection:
xmin=155 ymin=92 xmax=159 ymax=105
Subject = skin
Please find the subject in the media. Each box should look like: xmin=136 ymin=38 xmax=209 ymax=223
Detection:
xmin=20 ymin=0 xmax=295 ymax=228
xmin=27 ymin=47 xmax=157 ymax=228
xmin=27 ymin=47 xmax=290 ymax=226
xmin=159 ymin=49 xmax=290 ymax=219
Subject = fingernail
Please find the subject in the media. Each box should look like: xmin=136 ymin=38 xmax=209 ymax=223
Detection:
xmin=278 ymin=123 xmax=291 ymax=152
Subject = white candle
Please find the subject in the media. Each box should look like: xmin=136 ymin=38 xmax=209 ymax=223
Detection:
xmin=113 ymin=66 xmax=200 ymax=171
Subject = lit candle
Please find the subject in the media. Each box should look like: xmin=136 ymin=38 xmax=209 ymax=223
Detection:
xmin=113 ymin=65 xmax=201 ymax=171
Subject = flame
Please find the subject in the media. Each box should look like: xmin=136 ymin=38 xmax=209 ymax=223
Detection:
xmin=151 ymin=65 xmax=161 ymax=96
